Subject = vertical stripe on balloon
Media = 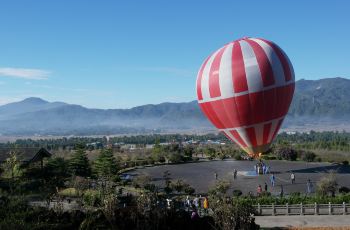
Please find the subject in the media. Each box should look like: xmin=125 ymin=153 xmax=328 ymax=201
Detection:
xmin=219 ymin=43 xmax=235 ymax=99
xmin=245 ymin=39 xmax=275 ymax=87
xmin=209 ymin=46 xmax=226 ymax=98
xmin=250 ymin=38 xmax=286 ymax=87
xmin=254 ymin=123 xmax=264 ymax=146
xmin=271 ymin=118 xmax=284 ymax=141
xmin=231 ymin=41 xmax=248 ymax=93
xmin=199 ymin=102 xmax=224 ymax=129
xmin=263 ymin=122 xmax=272 ymax=145
xmin=201 ymin=49 xmax=222 ymax=101
xmin=246 ymin=127 xmax=258 ymax=147
xmin=259 ymin=38 xmax=292 ymax=82
xmin=196 ymin=56 xmax=210 ymax=100
xmin=229 ymin=130 xmax=247 ymax=147
xmin=239 ymin=40 xmax=263 ymax=93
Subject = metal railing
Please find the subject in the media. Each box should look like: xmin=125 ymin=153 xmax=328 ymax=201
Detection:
xmin=254 ymin=202 xmax=350 ymax=216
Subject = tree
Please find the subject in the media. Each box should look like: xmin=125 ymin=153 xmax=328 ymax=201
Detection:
xmin=274 ymin=146 xmax=297 ymax=161
xmin=183 ymin=145 xmax=194 ymax=160
xmin=209 ymin=180 xmax=230 ymax=197
xmin=152 ymin=140 xmax=166 ymax=163
xmin=1 ymin=151 xmax=22 ymax=179
xmin=301 ymin=151 xmax=316 ymax=162
xmin=317 ymin=171 xmax=338 ymax=196
xmin=69 ymin=147 xmax=91 ymax=177
xmin=163 ymin=170 xmax=172 ymax=195
xmin=94 ymin=149 xmax=118 ymax=178
xmin=1 ymin=151 xmax=23 ymax=193
xmin=210 ymin=198 xmax=259 ymax=230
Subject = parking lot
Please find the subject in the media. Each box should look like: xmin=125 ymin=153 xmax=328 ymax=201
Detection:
xmin=130 ymin=159 xmax=350 ymax=195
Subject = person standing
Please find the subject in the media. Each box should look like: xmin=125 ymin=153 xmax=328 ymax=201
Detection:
xmin=280 ymin=184 xmax=284 ymax=197
xmin=264 ymin=182 xmax=268 ymax=192
xmin=257 ymin=184 xmax=262 ymax=196
xmin=307 ymin=179 xmax=313 ymax=194
xmin=193 ymin=196 xmax=199 ymax=209
xmin=270 ymin=173 xmax=276 ymax=187
xmin=254 ymin=164 xmax=257 ymax=174
xmin=291 ymin=173 xmax=295 ymax=184
xmin=185 ymin=195 xmax=191 ymax=211
xmin=234 ymin=169 xmax=238 ymax=180
xmin=214 ymin=172 xmax=218 ymax=180
xmin=203 ymin=197 xmax=209 ymax=214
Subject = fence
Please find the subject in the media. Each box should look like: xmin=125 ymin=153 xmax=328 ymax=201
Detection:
xmin=254 ymin=202 xmax=350 ymax=216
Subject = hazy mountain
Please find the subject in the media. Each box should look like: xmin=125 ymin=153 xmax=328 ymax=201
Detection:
xmin=289 ymin=77 xmax=350 ymax=117
xmin=0 ymin=97 xmax=67 ymax=119
xmin=0 ymin=77 xmax=349 ymax=135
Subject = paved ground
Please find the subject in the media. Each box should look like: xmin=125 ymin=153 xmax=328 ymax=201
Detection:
xmin=255 ymin=215 xmax=350 ymax=228
xmin=130 ymin=160 xmax=350 ymax=195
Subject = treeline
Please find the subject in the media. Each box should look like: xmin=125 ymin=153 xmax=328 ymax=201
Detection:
xmin=276 ymin=131 xmax=350 ymax=152
xmin=0 ymin=131 xmax=349 ymax=152
xmin=0 ymin=133 xmax=227 ymax=150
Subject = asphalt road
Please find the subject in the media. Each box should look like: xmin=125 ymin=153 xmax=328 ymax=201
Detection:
xmin=255 ymin=215 xmax=350 ymax=228
xmin=130 ymin=159 xmax=350 ymax=195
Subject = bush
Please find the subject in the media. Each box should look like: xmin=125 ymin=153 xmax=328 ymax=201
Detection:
xmin=343 ymin=161 xmax=349 ymax=166
xmin=192 ymin=157 xmax=199 ymax=162
xmin=274 ymin=147 xmax=297 ymax=161
xmin=168 ymin=153 xmax=183 ymax=163
xmin=183 ymin=184 xmax=195 ymax=195
xmin=232 ymin=189 xmax=242 ymax=197
xmin=260 ymin=155 xmax=276 ymax=160
xmin=317 ymin=172 xmax=338 ymax=196
xmin=301 ymin=151 xmax=316 ymax=162
xmin=233 ymin=152 xmax=242 ymax=160
xmin=339 ymin=186 xmax=350 ymax=194
xmin=83 ymin=190 xmax=101 ymax=206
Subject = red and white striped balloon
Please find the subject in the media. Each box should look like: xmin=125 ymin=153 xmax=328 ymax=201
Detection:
xmin=196 ymin=37 xmax=295 ymax=157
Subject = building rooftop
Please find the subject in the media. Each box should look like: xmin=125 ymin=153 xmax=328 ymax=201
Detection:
xmin=0 ymin=147 xmax=52 ymax=163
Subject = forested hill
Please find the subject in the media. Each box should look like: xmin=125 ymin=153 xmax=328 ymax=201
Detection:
xmin=289 ymin=77 xmax=350 ymax=117
xmin=0 ymin=77 xmax=349 ymax=135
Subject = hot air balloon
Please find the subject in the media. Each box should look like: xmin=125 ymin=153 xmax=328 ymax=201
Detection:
xmin=196 ymin=37 xmax=295 ymax=158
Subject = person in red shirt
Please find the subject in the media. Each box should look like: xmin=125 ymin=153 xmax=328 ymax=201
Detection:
xmin=257 ymin=184 xmax=262 ymax=195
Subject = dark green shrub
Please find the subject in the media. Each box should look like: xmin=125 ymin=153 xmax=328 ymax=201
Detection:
xmin=339 ymin=186 xmax=350 ymax=193
xmin=233 ymin=152 xmax=242 ymax=160
xmin=274 ymin=147 xmax=297 ymax=161
xmin=301 ymin=151 xmax=316 ymax=162
xmin=183 ymin=184 xmax=195 ymax=195
xmin=233 ymin=189 xmax=242 ymax=197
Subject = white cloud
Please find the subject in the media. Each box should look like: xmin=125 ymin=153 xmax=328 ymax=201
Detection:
xmin=0 ymin=67 xmax=50 ymax=80
xmin=0 ymin=97 xmax=20 ymax=105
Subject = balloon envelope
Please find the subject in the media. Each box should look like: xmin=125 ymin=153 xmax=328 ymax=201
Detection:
xmin=196 ymin=37 xmax=295 ymax=157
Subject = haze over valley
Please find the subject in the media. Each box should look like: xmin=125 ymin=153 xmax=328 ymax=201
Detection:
xmin=0 ymin=77 xmax=349 ymax=137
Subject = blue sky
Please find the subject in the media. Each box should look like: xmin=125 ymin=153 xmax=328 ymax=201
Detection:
xmin=0 ymin=0 xmax=349 ymax=108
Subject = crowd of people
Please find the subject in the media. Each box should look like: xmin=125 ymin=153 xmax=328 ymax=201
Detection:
xmin=256 ymin=171 xmax=314 ymax=196
xmin=249 ymin=159 xmax=315 ymax=197
xmin=183 ymin=195 xmax=210 ymax=219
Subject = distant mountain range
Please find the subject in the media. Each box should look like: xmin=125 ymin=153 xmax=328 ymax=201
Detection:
xmin=0 ymin=77 xmax=349 ymax=136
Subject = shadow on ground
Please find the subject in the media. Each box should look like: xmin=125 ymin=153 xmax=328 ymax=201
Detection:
xmin=292 ymin=164 xmax=350 ymax=174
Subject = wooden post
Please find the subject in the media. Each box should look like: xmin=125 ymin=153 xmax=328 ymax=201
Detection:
xmin=329 ymin=202 xmax=332 ymax=215
xmin=314 ymin=203 xmax=318 ymax=215
xmin=272 ymin=203 xmax=275 ymax=216
xmin=343 ymin=202 xmax=346 ymax=215
xmin=286 ymin=203 xmax=289 ymax=215
xmin=300 ymin=203 xmax=304 ymax=215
